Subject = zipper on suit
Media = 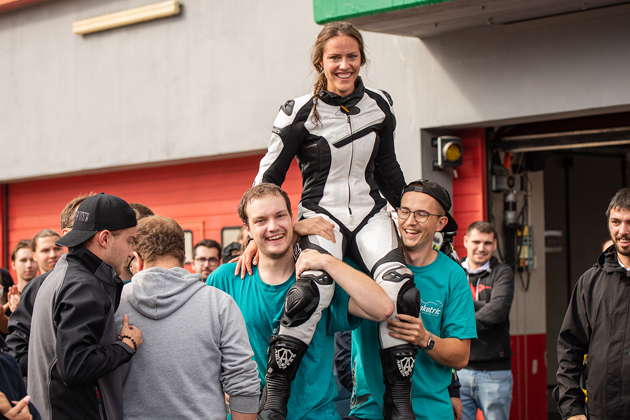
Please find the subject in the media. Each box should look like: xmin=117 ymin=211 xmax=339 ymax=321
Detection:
xmin=343 ymin=108 xmax=354 ymax=218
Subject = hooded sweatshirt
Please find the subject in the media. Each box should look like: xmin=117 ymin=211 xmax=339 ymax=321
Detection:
xmin=115 ymin=267 xmax=259 ymax=419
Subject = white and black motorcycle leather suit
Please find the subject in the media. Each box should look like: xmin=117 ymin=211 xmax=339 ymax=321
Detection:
xmin=254 ymin=79 xmax=420 ymax=420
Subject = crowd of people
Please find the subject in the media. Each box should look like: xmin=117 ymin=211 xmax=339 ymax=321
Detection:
xmin=0 ymin=18 xmax=626 ymax=420
xmin=0 ymin=180 xmax=492 ymax=420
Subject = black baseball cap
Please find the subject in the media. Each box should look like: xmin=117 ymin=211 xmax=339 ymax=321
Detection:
xmin=56 ymin=193 xmax=137 ymax=248
xmin=222 ymin=241 xmax=242 ymax=264
xmin=401 ymin=179 xmax=458 ymax=232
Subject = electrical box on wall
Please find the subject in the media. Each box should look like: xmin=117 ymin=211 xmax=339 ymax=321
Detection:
xmin=517 ymin=225 xmax=534 ymax=270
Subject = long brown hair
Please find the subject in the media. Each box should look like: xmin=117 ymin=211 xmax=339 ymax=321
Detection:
xmin=310 ymin=22 xmax=367 ymax=125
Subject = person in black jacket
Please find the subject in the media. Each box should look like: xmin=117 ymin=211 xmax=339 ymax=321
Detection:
xmin=0 ymin=335 xmax=39 ymax=420
xmin=0 ymin=270 xmax=13 ymax=339
xmin=27 ymin=193 xmax=143 ymax=420
xmin=7 ymin=193 xmax=95 ymax=377
xmin=556 ymin=187 xmax=630 ymax=420
xmin=459 ymin=221 xmax=514 ymax=420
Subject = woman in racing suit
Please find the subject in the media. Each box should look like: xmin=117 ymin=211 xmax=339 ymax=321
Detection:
xmin=254 ymin=21 xmax=419 ymax=420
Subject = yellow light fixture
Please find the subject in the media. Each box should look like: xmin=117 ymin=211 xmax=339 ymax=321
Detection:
xmin=433 ymin=136 xmax=463 ymax=169
xmin=73 ymin=0 xmax=180 ymax=35
xmin=444 ymin=142 xmax=462 ymax=162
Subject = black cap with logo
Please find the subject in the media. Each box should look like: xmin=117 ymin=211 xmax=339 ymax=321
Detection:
xmin=56 ymin=193 xmax=137 ymax=248
xmin=401 ymin=179 xmax=458 ymax=232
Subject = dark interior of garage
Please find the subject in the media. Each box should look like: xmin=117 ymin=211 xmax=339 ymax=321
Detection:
xmin=489 ymin=111 xmax=630 ymax=419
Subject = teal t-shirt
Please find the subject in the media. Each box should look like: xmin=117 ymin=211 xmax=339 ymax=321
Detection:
xmin=208 ymin=263 xmax=362 ymax=420
xmin=349 ymin=252 xmax=477 ymax=420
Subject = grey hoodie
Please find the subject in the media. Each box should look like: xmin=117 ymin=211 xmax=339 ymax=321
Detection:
xmin=115 ymin=267 xmax=259 ymax=419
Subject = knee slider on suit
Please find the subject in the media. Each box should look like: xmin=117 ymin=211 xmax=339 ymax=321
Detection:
xmin=280 ymin=271 xmax=333 ymax=328
xmin=378 ymin=266 xmax=419 ymax=318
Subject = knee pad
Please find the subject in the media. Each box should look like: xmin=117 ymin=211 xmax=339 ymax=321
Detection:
xmin=375 ymin=264 xmax=414 ymax=303
xmin=280 ymin=271 xmax=332 ymax=329
xmin=397 ymin=280 xmax=420 ymax=318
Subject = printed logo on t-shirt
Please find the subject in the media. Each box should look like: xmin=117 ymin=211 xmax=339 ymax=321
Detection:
xmin=420 ymin=299 xmax=443 ymax=317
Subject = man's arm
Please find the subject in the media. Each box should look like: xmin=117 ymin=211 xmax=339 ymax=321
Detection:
xmin=475 ymin=265 xmax=514 ymax=331
xmin=54 ymin=280 xmax=135 ymax=387
xmin=388 ymin=268 xmax=476 ymax=370
xmin=218 ymin=295 xmax=260 ymax=417
xmin=295 ymin=249 xmax=394 ymax=322
xmin=387 ymin=314 xmax=470 ymax=369
xmin=449 ymin=370 xmax=462 ymax=420
xmin=334 ymin=331 xmax=353 ymax=392
xmin=0 ymin=303 xmax=11 ymax=336
xmin=556 ymin=277 xmax=590 ymax=419
xmin=6 ymin=273 xmax=49 ymax=376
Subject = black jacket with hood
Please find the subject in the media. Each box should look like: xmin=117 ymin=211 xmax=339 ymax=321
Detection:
xmin=461 ymin=256 xmax=514 ymax=371
xmin=556 ymin=246 xmax=630 ymax=420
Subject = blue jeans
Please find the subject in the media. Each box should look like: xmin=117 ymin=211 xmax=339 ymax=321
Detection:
xmin=459 ymin=368 xmax=513 ymax=420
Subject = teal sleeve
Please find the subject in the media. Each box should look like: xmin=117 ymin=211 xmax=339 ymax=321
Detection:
xmin=442 ymin=270 xmax=477 ymax=340
xmin=327 ymin=282 xmax=362 ymax=335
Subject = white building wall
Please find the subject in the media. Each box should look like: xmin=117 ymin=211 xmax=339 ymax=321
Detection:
xmin=0 ymin=0 xmax=424 ymax=182
xmin=5 ymin=2 xmax=628 ymax=184
xmin=412 ymin=5 xmax=630 ymax=129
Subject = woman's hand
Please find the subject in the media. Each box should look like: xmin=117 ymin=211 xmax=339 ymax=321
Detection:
xmin=293 ymin=217 xmax=336 ymax=243
xmin=235 ymin=240 xmax=259 ymax=279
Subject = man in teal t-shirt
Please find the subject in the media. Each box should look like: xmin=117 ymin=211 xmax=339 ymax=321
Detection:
xmin=208 ymin=183 xmax=393 ymax=420
xmin=349 ymin=180 xmax=477 ymax=420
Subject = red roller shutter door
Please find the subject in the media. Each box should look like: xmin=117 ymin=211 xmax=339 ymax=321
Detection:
xmin=451 ymin=128 xmax=488 ymax=257
xmin=5 ymin=155 xmax=303 ymax=278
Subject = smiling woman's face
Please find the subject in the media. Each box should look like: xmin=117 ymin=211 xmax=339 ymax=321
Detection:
xmin=320 ymin=35 xmax=362 ymax=97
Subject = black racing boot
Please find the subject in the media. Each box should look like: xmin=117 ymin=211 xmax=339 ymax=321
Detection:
xmin=258 ymin=335 xmax=309 ymax=420
xmin=380 ymin=344 xmax=419 ymax=420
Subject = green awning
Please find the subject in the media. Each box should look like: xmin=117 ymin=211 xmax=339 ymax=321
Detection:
xmin=313 ymin=0 xmax=451 ymax=24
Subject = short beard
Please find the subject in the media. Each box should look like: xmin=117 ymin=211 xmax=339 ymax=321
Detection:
xmin=615 ymin=241 xmax=630 ymax=257
xmin=260 ymin=244 xmax=292 ymax=261
xmin=608 ymin=225 xmax=630 ymax=256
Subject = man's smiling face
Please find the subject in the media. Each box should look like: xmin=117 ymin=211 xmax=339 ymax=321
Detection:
xmin=246 ymin=194 xmax=294 ymax=260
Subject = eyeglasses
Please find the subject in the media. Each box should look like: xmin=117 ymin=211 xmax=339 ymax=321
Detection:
xmin=396 ymin=207 xmax=444 ymax=223
xmin=125 ymin=256 xmax=136 ymax=276
xmin=195 ymin=257 xmax=219 ymax=265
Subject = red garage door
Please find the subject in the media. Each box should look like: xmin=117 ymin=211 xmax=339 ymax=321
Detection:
xmin=3 ymin=155 xmax=303 ymax=278
xmin=452 ymin=128 xmax=488 ymax=257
